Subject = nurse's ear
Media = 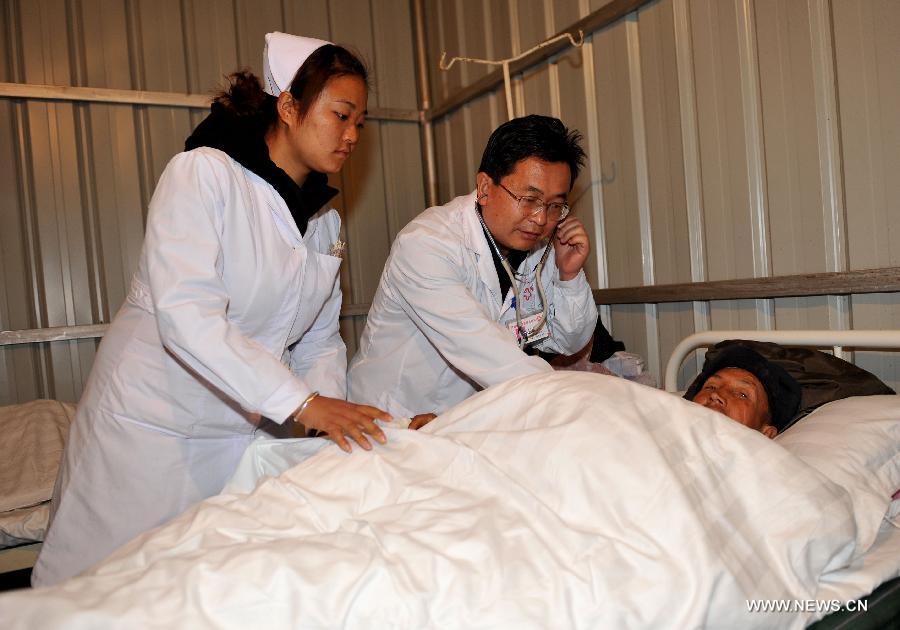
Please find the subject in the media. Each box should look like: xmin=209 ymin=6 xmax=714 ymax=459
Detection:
xmin=276 ymin=91 xmax=300 ymax=126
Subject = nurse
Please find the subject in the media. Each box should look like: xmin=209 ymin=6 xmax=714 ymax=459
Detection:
xmin=348 ymin=115 xmax=598 ymax=419
xmin=33 ymin=32 xmax=389 ymax=586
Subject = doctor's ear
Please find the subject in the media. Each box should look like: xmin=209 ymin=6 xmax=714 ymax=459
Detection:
xmin=475 ymin=172 xmax=493 ymax=200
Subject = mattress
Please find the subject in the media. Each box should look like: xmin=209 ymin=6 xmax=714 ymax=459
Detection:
xmin=0 ymin=400 xmax=75 ymax=548
xmin=0 ymin=504 xmax=49 ymax=548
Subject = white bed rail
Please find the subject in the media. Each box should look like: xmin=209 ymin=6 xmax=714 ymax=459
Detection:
xmin=665 ymin=330 xmax=900 ymax=392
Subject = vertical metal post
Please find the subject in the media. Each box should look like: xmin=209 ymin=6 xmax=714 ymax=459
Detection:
xmin=501 ymin=60 xmax=514 ymax=120
xmin=412 ymin=0 xmax=439 ymax=208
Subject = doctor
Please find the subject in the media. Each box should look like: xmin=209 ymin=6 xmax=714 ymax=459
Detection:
xmin=33 ymin=32 xmax=389 ymax=587
xmin=348 ymin=115 xmax=598 ymax=418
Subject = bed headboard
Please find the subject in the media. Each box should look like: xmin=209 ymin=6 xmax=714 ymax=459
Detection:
xmin=663 ymin=329 xmax=900 ymax=392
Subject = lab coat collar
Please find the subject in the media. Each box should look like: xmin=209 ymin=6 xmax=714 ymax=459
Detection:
xmin=185 ymin=106 xmax=338 ymax=235
xmin=460 ymin=191 xmax=484 ymax=255
xmin=460 ymin=190 xmax=503 ymax=306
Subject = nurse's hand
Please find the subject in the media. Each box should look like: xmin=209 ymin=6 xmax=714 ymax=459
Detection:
xmin=553 ymin=217 xmax=590 ymax=281
xmin=297 ymin=397 xmax=389 ymax=453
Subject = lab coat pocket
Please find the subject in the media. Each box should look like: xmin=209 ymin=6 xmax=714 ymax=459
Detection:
xmin=291 ymin=249 xmax=342 ymax=338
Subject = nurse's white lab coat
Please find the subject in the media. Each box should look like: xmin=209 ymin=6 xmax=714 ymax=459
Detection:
xmin=348 ymin=191 xmax=597 ymax=417
xmin=33 ymin=148 xmax=346 ymax=586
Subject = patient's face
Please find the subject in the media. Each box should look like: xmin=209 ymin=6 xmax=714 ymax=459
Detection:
xmin=691 ymin=368 xmax=776 ymax=438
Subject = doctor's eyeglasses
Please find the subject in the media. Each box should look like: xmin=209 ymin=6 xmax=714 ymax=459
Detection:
xmin=497 ymin=183 xmax=570 ymax=222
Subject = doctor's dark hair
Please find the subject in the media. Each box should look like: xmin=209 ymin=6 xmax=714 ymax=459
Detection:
xmin=212 ymin=44 xmax=368 ymax=130
xmin=477 ymin=115 xmax=586 ymax=190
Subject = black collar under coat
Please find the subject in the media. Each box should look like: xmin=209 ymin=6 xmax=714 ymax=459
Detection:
xmin=479 ymin=221 xmax=528 ymax=305
xmin=184 ymin=103 xmax=338 ymax=236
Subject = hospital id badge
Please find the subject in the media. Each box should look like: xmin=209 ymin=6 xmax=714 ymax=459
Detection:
xmin=507 ymin=311 xmax=550 ymax=345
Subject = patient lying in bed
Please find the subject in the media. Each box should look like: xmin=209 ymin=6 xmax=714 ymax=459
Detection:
xmin=683 ymin=343 xmax=801 ymax=438
xmin=3 ymin=366 xmax=892 ymax=630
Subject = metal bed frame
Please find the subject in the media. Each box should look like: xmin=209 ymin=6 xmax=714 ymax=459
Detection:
xmin=665 ymin=329 xmax=900 ymax=392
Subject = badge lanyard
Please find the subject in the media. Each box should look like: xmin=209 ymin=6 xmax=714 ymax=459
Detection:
xmin=476 ymin=205 xmax=555 ymax=349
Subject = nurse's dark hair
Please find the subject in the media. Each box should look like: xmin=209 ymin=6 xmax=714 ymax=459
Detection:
xmin=478 ymin=115 xmax=586 ymax=190
xmin=212 ymin=44 xmax=368 ymax=128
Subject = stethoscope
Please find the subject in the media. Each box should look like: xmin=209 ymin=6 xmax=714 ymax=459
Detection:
xmin=476 ymin=200 xmax=556 ymax=349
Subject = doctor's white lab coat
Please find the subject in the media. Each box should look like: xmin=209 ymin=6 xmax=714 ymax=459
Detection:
xmin=348 ymin=191 xmax=598 ymax=417
xmin=33 ymin=148 xmax=347 ymax=586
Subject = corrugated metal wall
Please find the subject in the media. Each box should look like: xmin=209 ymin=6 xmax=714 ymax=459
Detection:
xmin=2 ymin=0 xmax=898 ymax=406
xmin=0 ymin=0 xmax=424 ymax=404
xmin=424 ymin=0 xmax=900 ymax=389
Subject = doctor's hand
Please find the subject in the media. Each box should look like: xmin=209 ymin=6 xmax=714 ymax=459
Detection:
xmin=297 ymin=397 xmax=389 ymax=453
xmin=553 ymin=217 xmax=590 ymax=281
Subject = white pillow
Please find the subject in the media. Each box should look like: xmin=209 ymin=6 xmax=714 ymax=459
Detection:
xmin=776 ymin=395 xmax=900 ymax=540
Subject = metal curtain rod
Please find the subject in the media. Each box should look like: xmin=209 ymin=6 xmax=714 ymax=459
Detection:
xmin=440 ymin=31 xmax=584 ymax=120
xmin=428 ymin=0 xmax=655 ymax=121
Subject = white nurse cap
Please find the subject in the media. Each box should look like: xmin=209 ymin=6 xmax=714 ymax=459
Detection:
xmin=262 ymin=31 xmax=332 ymax=97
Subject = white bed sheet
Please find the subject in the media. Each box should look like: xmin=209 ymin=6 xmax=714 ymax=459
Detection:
xmin=0 ymin=373 xmax=892 ymax=629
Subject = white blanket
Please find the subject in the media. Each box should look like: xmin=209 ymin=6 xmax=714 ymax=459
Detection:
xmin=0 ymin=374 xmax=877 ymax=629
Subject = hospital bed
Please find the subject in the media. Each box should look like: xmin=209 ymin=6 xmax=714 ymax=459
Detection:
xmin=0 ymin=400 xmax=75 ymax=578
xmin=0 ymin=326 xmax=896 ymax=628
xmin=664 ymin=328 xmax=900 ymax=629
xmin=0 ymin=327 xmax=87 ymax=579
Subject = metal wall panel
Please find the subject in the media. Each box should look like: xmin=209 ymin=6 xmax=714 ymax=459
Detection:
xmin=3 ymin=0 xmax=899 ymax=405
xmin=834 ymin=0 xmax=900 ymax=271
xmin=0 ymin=0 xmax=424 ymax=404
xmin=424 ymin=0 xmax=510 ymax=203
xmin=833 ymin=0 xmax=900 ymax=390
xmin=754 ymin=1 xmax=839 ymax=343
xmin=423 ymin=0 xmax=900 ymax=390
xmin=640 ymin=0 xmax=690 ymax=287
xmin=371 ymin=0 xmax=426 ymax=237
xmin=756 ymin=0 xmax=825 ymax=276
xmin=593 ymin=20 xmax=643 ymax=288
xmin=514 ymin=1 xmax=554 ymax=118
xmin=639 ymin=0 xmax=694 ymax=382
